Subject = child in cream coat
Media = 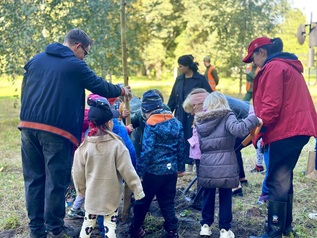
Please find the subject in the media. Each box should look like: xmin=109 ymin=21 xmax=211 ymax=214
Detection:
xmin=72 ymin=97 xmax=144 ymax=238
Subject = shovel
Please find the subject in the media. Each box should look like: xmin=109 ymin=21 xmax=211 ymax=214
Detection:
xmin=183 ymin=175 xmax=198 ymax=203
xmin=235 ymin=123 xmax=263 ymax=151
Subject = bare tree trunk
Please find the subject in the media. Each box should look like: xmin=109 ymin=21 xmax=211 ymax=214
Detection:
xmin=239 ymin=48 xmax=243 ymax=96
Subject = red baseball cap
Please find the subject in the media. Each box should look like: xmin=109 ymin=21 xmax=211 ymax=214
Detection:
xmin=243 ymin=37 xmax=272 ymax=63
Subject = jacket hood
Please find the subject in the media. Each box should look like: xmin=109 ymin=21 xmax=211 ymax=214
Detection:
xmin=81 ymin=134 xmax=120 ymax=147
xmin=263 ymin=52 xmax=303 ymax=73
xmin=195 ymin=109 xmax=232 ymax=136
xmin=45 ymin=42 xmax=75 ymax=58
xmin=147 ymin=110 xmax=173 ymax=126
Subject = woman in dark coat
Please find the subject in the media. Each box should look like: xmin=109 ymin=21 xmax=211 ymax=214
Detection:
xmin=168 ymin=55 xmax=212 ymax=169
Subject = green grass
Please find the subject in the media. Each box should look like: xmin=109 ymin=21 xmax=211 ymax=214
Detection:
xmin=0 ymin=76 xmax=21 ymax=98
xmin=0 ymin=74 xmax=317 ymax=237
xmin=0 ymin=95 xmax=24 ymax=233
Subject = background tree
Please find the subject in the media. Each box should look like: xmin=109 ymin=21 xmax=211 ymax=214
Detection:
xmin=181 ymin=0 xmax=290 ymax=94
xmin=0 ymin=0 xmax=310 ymax=88
xmin=0 ymin=0 xmax=137 ymax=81
xmin=274 ymin=8 xmax=309 ymax=63
xmin=130 ymin=0 xmax=186 ymax=78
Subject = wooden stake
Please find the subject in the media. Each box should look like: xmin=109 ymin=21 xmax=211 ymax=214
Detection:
xmin=120 ymin=0 xmax=132 ymax=222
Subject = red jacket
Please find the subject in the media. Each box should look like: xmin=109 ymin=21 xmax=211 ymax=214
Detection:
xmin=253 ymin=56 xmax=317 ymax=145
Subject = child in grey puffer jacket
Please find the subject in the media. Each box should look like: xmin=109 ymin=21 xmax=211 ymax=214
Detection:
xmin=195 ymin=91 xmax=261 ymax=238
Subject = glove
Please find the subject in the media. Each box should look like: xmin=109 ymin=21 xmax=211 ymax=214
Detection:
xmin=121 ymin=86 xmax=132 ymax=101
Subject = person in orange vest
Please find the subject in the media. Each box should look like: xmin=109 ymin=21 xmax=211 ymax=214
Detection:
xmin=203 ymin=56 xmax=219 ymax=91
xmin=243 ymin=62 xmax=259 ymax=101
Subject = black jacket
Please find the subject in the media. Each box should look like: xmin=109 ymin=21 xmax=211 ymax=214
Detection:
xmin=167 ymin=72 xmax=212 ymax=140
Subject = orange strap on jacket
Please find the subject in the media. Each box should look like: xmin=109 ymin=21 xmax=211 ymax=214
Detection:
xmin=19 ymin=121 xmax=79 ymax=146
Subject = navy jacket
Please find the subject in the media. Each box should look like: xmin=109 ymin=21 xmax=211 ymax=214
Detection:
xmin=19 ymin=43 xmax=123 ymax=146
xmin=225 ymin=95 xmax=250 ymax=120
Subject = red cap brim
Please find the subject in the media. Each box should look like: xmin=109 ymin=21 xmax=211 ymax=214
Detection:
xmin=243 ymin=52 xmax=253 ymax=63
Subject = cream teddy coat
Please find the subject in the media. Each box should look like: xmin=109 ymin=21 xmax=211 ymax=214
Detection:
xmin=72 ymin=134 xmax=144 ymax=215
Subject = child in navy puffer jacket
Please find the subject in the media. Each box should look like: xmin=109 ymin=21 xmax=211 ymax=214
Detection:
xmin=129 ymin=90 xmax=185 ymax=238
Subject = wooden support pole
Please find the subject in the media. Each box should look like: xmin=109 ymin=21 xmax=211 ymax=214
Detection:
xmin=120 ymin=0 xmax=132 ymax=222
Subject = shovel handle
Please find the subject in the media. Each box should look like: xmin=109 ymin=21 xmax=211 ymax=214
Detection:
xmin=241 ymin=123 xmax=262 ymax=146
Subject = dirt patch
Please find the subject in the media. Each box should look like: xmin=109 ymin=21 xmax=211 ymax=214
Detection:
xmin=62 ymin=175 xmax=263 ymax=238
xmin=64 ymin=187 xmax=203 ymax=238
xmin=0 ymin=230 xmax=16 ymax=238
xmin=0 ymin=174 xmax=266 ymax=238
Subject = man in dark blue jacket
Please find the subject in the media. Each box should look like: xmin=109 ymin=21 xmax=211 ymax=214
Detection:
xmin=19 ymin=28 xmax=131 ymax=238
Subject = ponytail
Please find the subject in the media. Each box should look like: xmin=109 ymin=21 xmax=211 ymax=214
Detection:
xmin=260 ymin=37 xmax=283 ymax=55
xmin=189 ymin=62 xmax=198 ymax=72
xmin=178 ymin=55 xmax=199 ymax=73
xmin=88 ymin=121 xmax=98 ymax=136
xmin=269 ymin=38 xmax=283 ymax=54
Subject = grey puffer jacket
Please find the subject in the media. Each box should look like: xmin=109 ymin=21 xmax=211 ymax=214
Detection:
xmin=196 ymin=109 xmax=259 ymax=188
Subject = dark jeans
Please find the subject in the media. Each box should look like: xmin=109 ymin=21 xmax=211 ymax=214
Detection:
xmin=234 ymin=137 xmax=248 ymax=179
xmin=262 ymin=146 xmax=269 ymax=195
xmin=267 ymin=135 xmax=309 ymax=202
xmin=21 ymin=129 xmax=73 ymax=235
xmin=195 ymin=159 xmax=202 ymax=191
xmin=132 ymin=173 xmax=178 ymax=232
xmin=201 ymin=187 xmax=232 ymax=230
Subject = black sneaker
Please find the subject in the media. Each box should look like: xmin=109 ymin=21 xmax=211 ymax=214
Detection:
xmin=67 ymin=208 xmax=85 ymax=219
xmin=47 ymin=226 xmax=81 ymax=238
xmin=232 ymin=187 xmax=243 ymax=197
xmin=129 ymin=226 xmax=145 ymax=238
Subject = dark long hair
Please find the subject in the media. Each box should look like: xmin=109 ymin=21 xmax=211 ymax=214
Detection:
xmin=255 ymin=38 xmax=283 ymax=55
xmin=178 ymin=55 xmax=198 ymax=72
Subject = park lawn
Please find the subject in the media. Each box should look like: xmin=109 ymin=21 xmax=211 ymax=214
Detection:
xmin=0 ymin=75 xmax=316 ymax=237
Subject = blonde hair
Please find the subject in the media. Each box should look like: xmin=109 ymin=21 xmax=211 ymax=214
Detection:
xmin=203 ymin=91 xmax=230 ymax=111
xmin=183 ymin=96 xmax=193 ymax=113
xmin=190 ymin=88 xmax=208 ymax=95
xmin=182 ymin=88 xmax=209 ymax=113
